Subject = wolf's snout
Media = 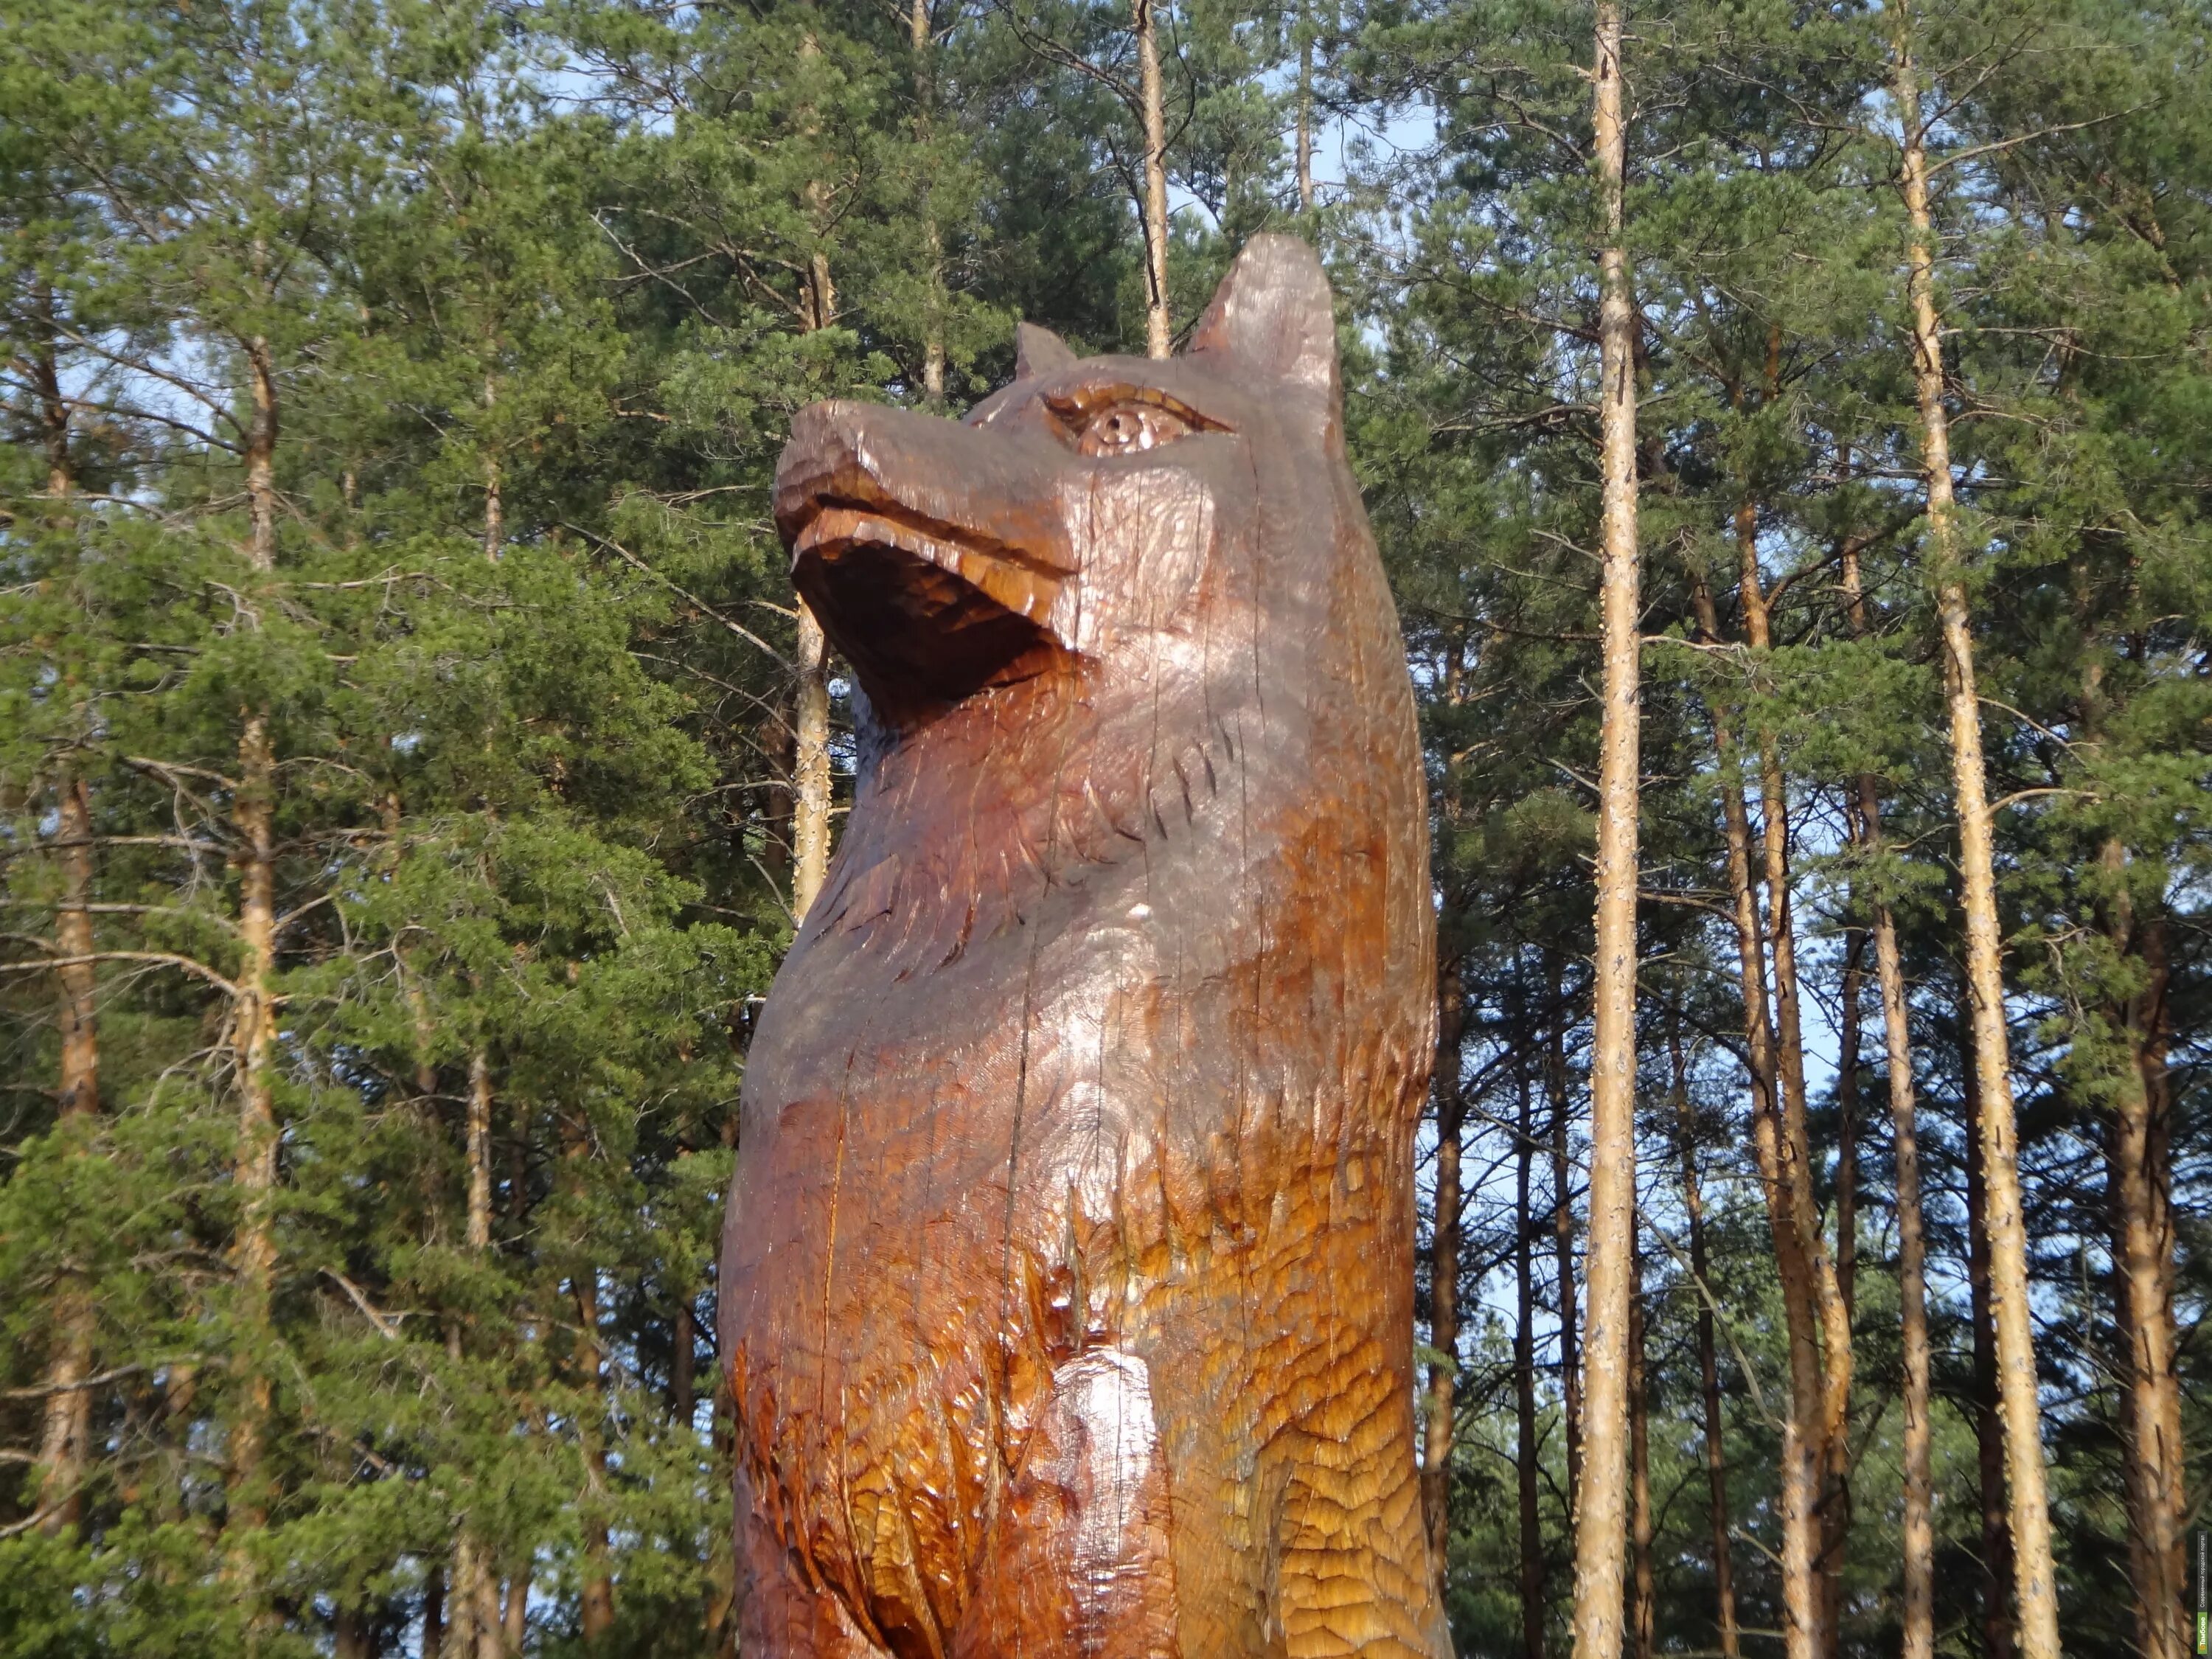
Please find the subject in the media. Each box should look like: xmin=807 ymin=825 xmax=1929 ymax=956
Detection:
xmin=775 ymin=401 xmax=1075 ymax=725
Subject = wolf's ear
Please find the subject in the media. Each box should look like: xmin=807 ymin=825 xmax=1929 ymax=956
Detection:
xmin=1187 ymin=234 xmax=1339 ymax=403
xmin=1015 ymin=321 xmax=1078 ymax=380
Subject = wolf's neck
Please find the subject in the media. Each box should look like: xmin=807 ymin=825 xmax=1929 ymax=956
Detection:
xmin=803 ymin=679 xmax=1244 ymax=970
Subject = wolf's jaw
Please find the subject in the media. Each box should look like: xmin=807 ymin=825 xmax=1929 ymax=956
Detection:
xmin=794 ymin=505 xmax=1065 ymax=628
xmin=791 ymin=505 xmax=1074 ymax=723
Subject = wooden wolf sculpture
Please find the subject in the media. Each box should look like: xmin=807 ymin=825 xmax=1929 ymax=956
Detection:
xmin=720 ymin=235 xmax=1447 ymax=1659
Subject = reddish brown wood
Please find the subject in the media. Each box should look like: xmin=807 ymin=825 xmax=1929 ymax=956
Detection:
xmin=720 ymin=237 xmax=1447 ymax=1658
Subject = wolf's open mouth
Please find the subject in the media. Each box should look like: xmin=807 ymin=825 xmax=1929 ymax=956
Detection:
xmin=791 ymin=505 xmax=1070 ymax=720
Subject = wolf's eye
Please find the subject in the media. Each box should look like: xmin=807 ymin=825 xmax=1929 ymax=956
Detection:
xmin=1079 ymin=403 xmax=1192 ymax=457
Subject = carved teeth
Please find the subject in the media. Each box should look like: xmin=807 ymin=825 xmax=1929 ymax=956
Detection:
xmin=796 ymin=507 xmax=1062 ymax=626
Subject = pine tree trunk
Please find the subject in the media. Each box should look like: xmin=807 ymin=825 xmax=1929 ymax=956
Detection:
xmin=2075 ymin=571 xmax=2186 ymax=1659
xmin=423 ymin=1567 xmax=447 ymax=1659
xmin=453 ymin=1051 xmax=498 ymax=1656
xmin=1295 ymin=14 xmax=1315 ymax=213
xmin=335 ymin=1606 xmax=374 ymax=1659
xmin=503 ymin=1573 xmax=527 ymax=1655
xmin=1134 ymin=0 xmax=1172 ymax=357
xmin=705 ymin=1113 xmax=741 ymax=1659
xmin=35 ymin=774 xmax=100 ymax=1531
xmin=1687 ymin=566 xmax=1825 ymax=1659
xmin=911 ymin=0 xmax=947 ymax=405
xmin=1569 ymin=7 xmax=1641 ymax=1651
xmin=1517 ymin=1067 xmax=1548 ymax=1659
xmin=706 ymin=1331 xmax=740 ymax=1659
xmin=1735 ymin=516 xmax=1854 ymax=1652
xmin=673 ymin=1294 xmax=697 ymax=1433
xmin=33 ymin=349 xmax=100 ymax=1528
xmin=788 ymin=71 xmax=838 ymax=919
xmin=561 ymin=1110 xmax=617 ymax=1646
xmin=1422 ymin=956 xmax=1467 ymax=1593
xmin=448 ymin=1535 xmax=491 ymax=1659
xmin=2106 ymin=880 xmax=2185 ymax=1659
xmin=475 ymin=1562 xmax=501 ymax=1658
xmin=1826 ymin=922 xmax=1865 ymax=1640
xmin=1546 ymin=992 xmax=1583 ymax=1509
xmin=1672 ymin=1021 xmax=1739 ymax=1659
xmin=1964 ymin=1040 xmax=2017 ymax=1659
xmin=1889 ymin=22 xmax=2061 ymax=1655
xmin=467 ymin=1052 xmax=493 ymax=1252
xmin=481 ymin=375 xmax=503 ymax=562
xmin=577 ymin=1258 xmax=616 ymax=1641
xmin=1836 ymin=930 xmax=1863 ymax=1324
xmin=1841 ymin=539 xmax=1933 ymax=1659
xmin=226 ymin=334 xmax=282 ymax=1588
xmin=35 ymin=287 xmax=71 ymax=503
xmin=1629 ymin=1244 xmax=1655 ymax=1659
xmin=1941 ymin=511 xmax=2057 ymax=1659
xmin=1878 ymin=894 xmax=1935 ymax=1659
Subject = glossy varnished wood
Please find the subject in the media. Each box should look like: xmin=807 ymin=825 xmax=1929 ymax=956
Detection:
xmin=720 ymin=237 xmax=1449 ymax=1658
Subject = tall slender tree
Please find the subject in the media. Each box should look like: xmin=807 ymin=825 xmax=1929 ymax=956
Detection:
xmin=1569 ymin=5 xmax=1643 ymax=1656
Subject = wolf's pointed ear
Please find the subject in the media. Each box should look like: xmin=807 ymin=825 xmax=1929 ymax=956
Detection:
xmin=1187 ymin=234 xmax=1339 ymax=403
xmin=1015 ymin=321 xmax=1078 ymax=380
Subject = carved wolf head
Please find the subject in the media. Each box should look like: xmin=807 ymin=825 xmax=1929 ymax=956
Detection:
xmin=776 ymin=234 xmax=1354 ymax=732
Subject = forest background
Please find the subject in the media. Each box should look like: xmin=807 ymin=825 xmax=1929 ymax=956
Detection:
xmin=1 ymin=0 xmax=2206 ymax=1656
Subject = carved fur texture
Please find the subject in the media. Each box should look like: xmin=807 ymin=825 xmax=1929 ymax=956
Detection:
xmin=720 ymin=236 xmax=1447 ymax=1659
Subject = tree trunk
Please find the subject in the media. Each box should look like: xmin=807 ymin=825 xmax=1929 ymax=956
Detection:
xmin=2106 ymin=880 xmax=2185 ymax=1659
xmin=467 ymin=1051 xmax=493 ymax=1252
xmin=911 ymin=0 xmax=947 ymax=405
xmin=1964 ymin=1039 xmax=2017 ymax=1659
xmin=1840 ymin=538 xmax=1933 ymax=1659
xmin=1568 ymin=7 xmax=1641 ymax=1652
xmin=226 ymin=751 xmax=279 ymax=1568
xmin=577 ymin=1257 xmax=616 ymax=1640
xmin=453 ymin=1051 xmax=498 ymax=1656
xmin=509 ymin=1104 xmax=530 ymax=1222
xmin=706 ymin=1321 xmax=740 ymax=1659
xmin=2075 ymin=567 xmax=2187 ymax=1659
xmin=1629 ymin=1242 xmax=1655 ymax=1659
xmin=476 ymin=1565 xmax=501 ymax=1658
xmin=1134 ymin=0 xmax=1172 ymax=357
xmin=335 ymin=1606 xmax=375 ymax=1659
xmin=1422 ymin=954 xmax=1467 ymax=1593
xmin=1686 ymin=565 xmax=1826 ymax=1659
xmin=1295 ymin=10 xmax=1315 ymax=213
xmin=423 ymin=1565 xmax=447 ymax=1659
xmin=481 ymin=375 xmax=503 ymax=563
xmin=448 ymin=1534 xmax=495 ymax=1659
xmin=673 ymin=1293 xmax=697 ymax=1434
xmin=503 ymin=1573 xmax=528 ymax=1656
xmin=1879 ymin=886 xmax=1935 ymax=1659
xmin=1672 ymin=1022 xmax=1739 ymax=1659
xmin=1734 ymin=507 xmax=1854 ymax=1653
xmin=225 ymin=337 xmax=283 ymax=1584
xmin=35 ymin=285 xmax=72 ymax=501
xmin=1826 ymin=923 xmax=1865 ymax=1641
xmin=1546 ymin=990 xmax=1584 ymax=1510
xmin=1517 ymin=1066 xmax=1548 ymax=1659
xmin=1836 ymin=929 xmax=1863 ymax=1325
xmin=35 ymin=774 xmax=100 ymax=1531
xmin=1888 ymin=21 xmax=2061 ymax=1655
xmin=787 ymin=97 xmax=839 ymax=920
